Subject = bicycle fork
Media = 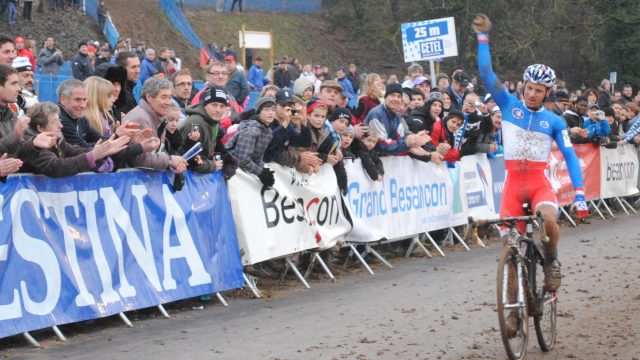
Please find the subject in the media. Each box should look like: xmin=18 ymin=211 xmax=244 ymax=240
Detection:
xmin=502 ymin=252 xmax=526 ymax=312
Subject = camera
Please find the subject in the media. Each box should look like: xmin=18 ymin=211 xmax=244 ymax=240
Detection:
xmin=592 ymin=136 xmax=608 ymax=146
xmin=191 ymin=124 xmax=200 ymax=132
xmin=291 ymin=109 xmax=299 ymax=116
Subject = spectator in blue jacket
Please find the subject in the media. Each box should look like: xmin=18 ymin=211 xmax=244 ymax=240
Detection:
xmin=248 ymin=56 xmax=268 ymax=91
xmin=71 ymin=41 xmax=93 ymax=81
xmin=139 ymin=48 xmax=158 ymax=85
xmin=365 ymin=83 xmax=431 ymax=156
xmin=584 ymin=104 xmax=611 ymax=142
xmin=336 ymin=67 xmax=355 ymax=99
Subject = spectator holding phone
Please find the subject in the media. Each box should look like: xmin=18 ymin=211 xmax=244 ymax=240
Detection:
xmin=180 ymin=86 xmax=238 ymax=177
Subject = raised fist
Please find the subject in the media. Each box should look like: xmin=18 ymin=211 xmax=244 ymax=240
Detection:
xmin=472 ymin=13 xmax=492 ymax=33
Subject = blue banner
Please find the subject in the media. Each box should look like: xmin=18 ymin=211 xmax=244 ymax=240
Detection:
xmin=488 ymin=155 xmax=505 ymax=214
xmin=0 ymin=170 xmax=244 ymax=339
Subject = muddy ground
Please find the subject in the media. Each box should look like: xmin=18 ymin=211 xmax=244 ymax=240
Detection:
xmin=2 ymin=213 xmax=639 ymax=360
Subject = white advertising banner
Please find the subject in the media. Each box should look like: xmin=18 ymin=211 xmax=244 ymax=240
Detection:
xmin=460 ymin=154 xmax=499 ymax=220
xmin=227 ymin=163 xmax=353 ymax=265
xmin=343 ymin=157 xmax=467 ymax=242
xmin=600 ymin=144 xmax=639 ymax=198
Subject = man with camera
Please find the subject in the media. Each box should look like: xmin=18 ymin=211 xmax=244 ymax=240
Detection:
xmin=584 ymin=104 xmax=611 ymax=145
xmin=263 ymin=89 xmax=316 ymax=169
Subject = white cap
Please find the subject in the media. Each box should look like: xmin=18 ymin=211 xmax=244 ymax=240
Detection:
xmin=12 ymin=57 xmax=33 ymax=72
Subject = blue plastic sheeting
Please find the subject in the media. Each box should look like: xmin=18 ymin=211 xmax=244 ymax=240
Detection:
xmin=160 ymin=0 xmax=202 ymax=49
xmin=60 ymin=61 xmax=72 ymax=77
xmin=34 ymin=74 xmax=74 ymax=103
xmin=85 ymin=0 xmax=121 ymax=49
xmin=0 ymin=170 xmax=244 ymax=339
xmin=85 ymin=0 xmax=99 ymax=20
xmin=183 ymin=0 xmax=321 ymax=13
xmin=246 ymin=91 xmax=260 ymax=110
xmin=103 ymin=16 xmax=121 ymax=49
xmin=193 ymin=80 xmax=205 ymax=91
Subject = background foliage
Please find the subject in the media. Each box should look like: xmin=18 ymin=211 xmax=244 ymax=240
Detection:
xmin=322 ymin=0 xmax=640 ymax=89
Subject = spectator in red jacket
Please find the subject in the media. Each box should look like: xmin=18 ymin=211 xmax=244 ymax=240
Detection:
xmin=431 ymin=110 xmax=464 ymax=163
xmin=14 ymin=37 xmax=35 ymax=69
xmin=354 ymin=73 xmax=383 ymax=125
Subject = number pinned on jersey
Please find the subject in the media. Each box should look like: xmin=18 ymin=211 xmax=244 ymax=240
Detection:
xmin=561 ymin=129 xmax=573 ymax=147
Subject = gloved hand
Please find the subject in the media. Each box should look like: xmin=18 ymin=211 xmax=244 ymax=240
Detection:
xmin=221 ymin=153 xmax=239 ymax=180
xmin=572 ymin=188 xmax=588 ymax=220
xmin=257 ymin=168 xmax=275 ymax=188
xmin=96 ymin=157 xmax=114 ymax=173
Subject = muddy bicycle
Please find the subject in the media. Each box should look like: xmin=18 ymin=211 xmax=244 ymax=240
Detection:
xmin=468 ymin=210 xmax=557 ymax=360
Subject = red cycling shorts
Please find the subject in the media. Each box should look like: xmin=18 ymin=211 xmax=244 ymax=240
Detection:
xmin=500 ymin=160 xmax=558 ymax=233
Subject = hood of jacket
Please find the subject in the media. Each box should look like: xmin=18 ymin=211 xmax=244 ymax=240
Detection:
xmin=185 ymin=103 xmax=218 ymax=126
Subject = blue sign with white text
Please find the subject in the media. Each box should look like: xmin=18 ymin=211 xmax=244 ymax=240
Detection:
xmin=0 ymin=170 xmax=244 ymax=339
xmin=404 ymin=21 xmax=449 ymax=43
xmin=401 ymin=17 xmax=458 ymax=62
xmin=488 ymin=156 xmax=506 ymax=214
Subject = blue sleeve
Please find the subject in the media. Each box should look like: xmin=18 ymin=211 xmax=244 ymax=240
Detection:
xmin=553 ymin=118 xmax=584 ymax=190
xmin=583 ymin=119 xmax=595 ymax=138
xmin=133 ymin=80 xmax=141 ymax=102
xmin=477 ymin=36 xmax=516 ymax=111
xmin=248 ymin=67 xmax=257 ymax=87
xmin=600 ymin=120 xmax=610 ymax=136
xmin=622 ymin=120 xmax=640 ymax=142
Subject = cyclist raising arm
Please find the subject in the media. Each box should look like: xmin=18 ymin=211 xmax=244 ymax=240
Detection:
xmin=472 ymin=14 xmax=588 ymax=293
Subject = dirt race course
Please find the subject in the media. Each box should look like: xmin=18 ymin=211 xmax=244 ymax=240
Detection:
xmin=2 ymin=213 xmax=639 ymax=360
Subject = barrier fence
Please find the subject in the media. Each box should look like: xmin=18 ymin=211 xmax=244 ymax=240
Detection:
xmin=0 ymin=144 xmax=637 ymax=342
xmin=181 ymin=0 xmax=322 ymax=13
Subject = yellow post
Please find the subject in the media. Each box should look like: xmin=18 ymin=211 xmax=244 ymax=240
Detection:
xmin=241 ymin=24 xmax=246 ymax=69
xmin=270 ymin=29 xmax=274 ymax=81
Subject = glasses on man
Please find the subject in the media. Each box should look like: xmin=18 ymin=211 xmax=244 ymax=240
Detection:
xmin=175 ymin=82 xmax=192 ymax=87
xmin=207 ymin=71 xmax=229 ymax=76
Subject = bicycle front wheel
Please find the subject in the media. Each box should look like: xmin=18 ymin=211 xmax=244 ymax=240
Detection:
xmin=531 ymin=252 xmax=558 ymax=351
xmin=497 ymin=246 xmax=529 ymax=360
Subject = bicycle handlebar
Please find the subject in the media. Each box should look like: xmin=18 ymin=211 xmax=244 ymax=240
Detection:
xmin=469 ymin=214 xmax=539 ymax=228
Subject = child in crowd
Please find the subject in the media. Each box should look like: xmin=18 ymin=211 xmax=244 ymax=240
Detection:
xmin=352 ymin=131 xmax=384 ymax=181
xmin=302 ymin=98 xmax=343 ymax=171
xmin=327 ymin=107 xmax=352 ymax=193
xmin=164 ymin=105 xmax=184 ymax=155
xmin=340 ymin=126 xmax=355 ymax=160
xmin=431 ymin=110 xmax=464 ymax=164
xmin=227 ymin=96 xmax=276 ymax=187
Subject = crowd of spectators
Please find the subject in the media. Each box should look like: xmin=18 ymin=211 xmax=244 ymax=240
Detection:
xmin=1 ymin=26 xmax=640 ymax=277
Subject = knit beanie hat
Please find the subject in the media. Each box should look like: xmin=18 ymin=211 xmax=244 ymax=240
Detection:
xmin=328 ymin=107 xmax=352 ymax=124
xmin=342 ymin=125 xmax=355 ymax=137
xmin=426 ymin=91 xmax=444 ymax=104
xmin=254 ymin=96 xmax=277 ymax=113
xmin=385 ymin=83 xmax=403 ymax=98
xmin=306 ymin=98 xmax=328 ymax=115
xmin=201 ymin=86 xmax=229 ymax=107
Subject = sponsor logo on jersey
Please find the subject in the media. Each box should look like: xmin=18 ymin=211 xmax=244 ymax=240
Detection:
xmin=540 ymin=120 xmax=549 ymax=129
xmin=512 ymin=108 xmax=524 ymax=119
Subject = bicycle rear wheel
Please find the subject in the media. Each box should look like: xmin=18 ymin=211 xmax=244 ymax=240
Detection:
xmin=497 ymin=246 xmax=529 ymax=360
xmin=531 ymin=251 xmax=557 ymax=351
